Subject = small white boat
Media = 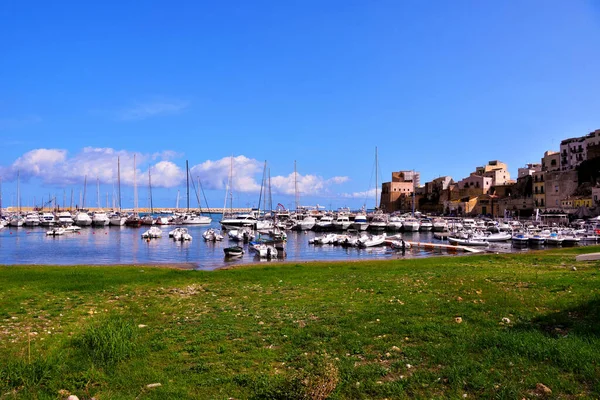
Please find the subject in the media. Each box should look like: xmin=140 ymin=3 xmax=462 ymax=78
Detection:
xmin=46 ymin=227 xmax=66 ymax=236
xmin=64 ymin=225 xmax=81 ymax=232
xmin=419 ymin=218 xmax=433 ymax=231
xmin=40 ymin=212 xmax=56 ymax=226
xmin=57 ymin=211 xmax=74 ymax=225
xmin=545 ymin=233 xmax=564 ymax=246
xmin=485 ymin=232 xmax=512 ymax=242
xmin=528 ymin=234 xmax=546 ymax=245
xmin=141 ymin=226 xmax=162 ymax=239
xmin=183 ymin=213 xmax=212 ymax=225
xmin=92 ymin=211 xmax=110 ymax=226
xmin=203 ymin=228 xmax=223 ymax=241
xmin=251 ymin=243 xmax=278 ymax=258
xmin=332 ymin=214 xmax=352 ymax=230
xmin=448 ymin=236 xmax=489 ymax=247
xmin=358 ymin=233 xmax=386 ymax=248
xmin=23 ymin=213 xmax=41 ymax=227
xmin=402 ymin=218 xmax=420 ymax=232
xmin=74 ymin=211 xmax=92 ymax=226
xmin=432 ymin=218 xmax=448 ymax=232
xmin=315 ymin=215 xmax=334 ymax=231
xmin=511 ymin=234 xmax=529 ymax=245
xmin=171 ymin=227 xmax=192 ymax=241
xmin=352 ymin=213 xmax=370 ymax=231
xmin=390 ymin=240 xmax=411 ymax=250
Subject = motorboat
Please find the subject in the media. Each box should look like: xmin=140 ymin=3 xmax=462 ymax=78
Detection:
xmin=182 ymin=213 xmax=212 ymax=225
xmin=315 ymin=215 xmax=334 ymax=231
xmin=511 ymin=233 xmax=529 ymax=245
xmin=432 ymin=218 xmax=448 ymax=232
xmin=109 ymin=212 xmax=127 ymax=226
xmin=332 ymin=214 xmax=352 ymax=230
xmin=40 ymin=212 xmax=56 ymax=226
xmin=155 ymin=216 xmax=170 ymax=225
xmin=125 ymin=214 xmax=142 ymax=227
xmin=545 ymin=233 xmax=564 ymax=246
xmin=141 ymin=215 xmax=155 ymax=225
xmin=528 ymin=234 xmax=546 ymax=245
xmin=46 ymin=227 xmax=66 ymax=236
xmin=224 ymin=245 xmax=244 ymax=257
xmin=9 ymin=215 xmax=24 ymax=227
xmin=64 ymin=225 xmax=81 ymax=233
xmin=170 ymin=227 xmax=192 ymax=241
xmin=294 ymin=215 xmax=316 ymax=231
xmin=220 ymin=214 xmax=258 ymax=230
xmin=387 ymin=216 xmax=403 ymax=231
xmin=358 ymin=233 xmax=386 ymax=248
xmin=203 ymin=228 xmax=223 ymax=241
xmin=250 ymin=243 xmax=278 ymax=258
xmin=228 ymin=227 xmax=253 ymax=242
xmin=368 ymin=213 xmax=388 ymax=231
xmin=390 ymin=240 xmax=411 ymax=250
xmin=74 ymin=211 xmax=93 ymax=226
xmin=448 ymin=236 xmax=489 ymax=247
xmin=141 ymin=226 xmax=162 ymax=239
xmin=484 ymin=232 xmax=512 ymax=242
xmin=419 ymin=218 xmax=433 ymax=231
xmin=57 ymin=211 xmax=74 ymax=225
xmin=23 ymin=213 xmax=41 ymax=227
xmin=92 ymin=211 xmax=110 ymax=226
xmin=352 ymin=213 xmax=370 ymax=231
xmin=402 ymin=218 xmax=420 ymax=232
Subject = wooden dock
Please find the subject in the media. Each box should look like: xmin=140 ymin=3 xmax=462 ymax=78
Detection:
xmin=405 ymin=240 xmax=484 ymax=254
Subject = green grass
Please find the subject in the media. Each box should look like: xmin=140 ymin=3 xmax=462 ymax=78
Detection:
xmin=1 ymin=248 xmax=599 ymax=399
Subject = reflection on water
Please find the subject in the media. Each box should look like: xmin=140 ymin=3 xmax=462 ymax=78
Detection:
xmin=0 ymin=220 xmax=581 ymax=270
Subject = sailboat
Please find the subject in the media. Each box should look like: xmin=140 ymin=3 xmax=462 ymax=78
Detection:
xmin=92 ymin=178 xmax=109 ymax=226
xmin=125 ymin=154 xmax=142 ymax=227
xmin=74 ymin=175 xmax=92 ymax=226
xmin=182 ymin=160 xmax=211 ymax=225
xmin=141 ymin=167 xmax=155 ymax=225
xmin=9 ymin=172 xmax=24 ymax=227
xmin=109 ymin=157 xmax=127 ymax=226
xmin=220 ymin=156 xmax=258 ymax=230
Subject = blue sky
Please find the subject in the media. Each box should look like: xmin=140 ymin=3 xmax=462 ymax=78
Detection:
xmin=1 ymin=1 xmax=599 ymax=210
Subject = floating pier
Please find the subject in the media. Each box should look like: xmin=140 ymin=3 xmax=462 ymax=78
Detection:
xmin=405 ymin=240 xmax=484 ymax=254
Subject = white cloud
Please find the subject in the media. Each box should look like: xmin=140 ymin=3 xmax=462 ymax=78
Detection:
xmin=118 ymin=99 xmax=189 ymax=121
xmin=0 ymin=150 xmax=350 ymax=197
xmin=341 ymin=188 xmax=377 ymax=199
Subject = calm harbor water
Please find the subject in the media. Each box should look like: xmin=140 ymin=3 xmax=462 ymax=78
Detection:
xmin=0 ymin=215 xmax=555 ymax=270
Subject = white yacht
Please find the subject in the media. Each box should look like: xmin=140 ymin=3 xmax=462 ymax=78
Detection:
xmin=182 ymin=213 xmax=212 ymax=225
xmin=402 ymin=218 xmax=420 ymax=232
xmin=23 ymin=213 xmax=41 ymax=226
xmin=332 ymin=214 xmax=352 ymax=230
xmin=220 ymin=213 xmax=257 ymax=230
xmin=92 ymin=211 xmax=110 ymax=226
xmin=109 ymin=212 xmax=127 ymax=226
xmin=74 ymin=211 xmax=92 ymax=226
xmin=295 ymin=215 xmax=316 ymax=231
xmin=419 ymin=218 xmax=433 ymax=231
xmin=432 ymin=218 xmax=448 ymax=232
xmin=315 ymin=215 xmax=334 ymax=231
xmin=9 ymin=215 xmax=24 ymax=227
xmin=387 ymin=216 xmax=404 ymax=231
xmin=57 ymin=211 xmax=74 ymax=225
xmin=40 ymin=212 xmax=56 ymax=226
xmin=352 ymin=213 xmax=369 ymax=231
xmin=368 ymin=213 xmax=388 ymax=231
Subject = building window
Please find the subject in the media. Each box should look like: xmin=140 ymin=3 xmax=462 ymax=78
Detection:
xmin=555 ymin=186 xmax=559 ymax=193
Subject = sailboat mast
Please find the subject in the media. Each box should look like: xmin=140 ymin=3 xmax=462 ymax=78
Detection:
xmin=83 ymin=175 xmax=87 ymax=209
xmin=97 ymin=177 xmax=100 ymax=210
xmin=117 ymin=156 xmax=122 ymax=212
xmin=268 ymin=168 xmax=272 ymax=213
xmin=186 ymin=160 xmax=190 ymax=212
xmin=17 ymin=171 xmax=20 ymax=213
xmin=133 ymin=154 xmax=138 ymax=214
xmin=375 ymin=146 xmax=378 ymax=210
xmin=294 ymin=160 xmax=299 ymax=211
xmin=148 ymin=166 xmax=153 ymax=214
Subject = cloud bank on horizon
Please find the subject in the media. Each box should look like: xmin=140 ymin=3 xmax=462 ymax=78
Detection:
xmin=0 ymin=147 xmax=354 ymax=198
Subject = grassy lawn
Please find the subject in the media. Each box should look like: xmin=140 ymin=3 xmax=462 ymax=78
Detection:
xmin=1 ymin=247 xmax=599 ymax=399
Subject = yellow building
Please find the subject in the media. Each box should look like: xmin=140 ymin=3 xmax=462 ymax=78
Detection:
xmin=533 ymin=171 xmax=545 ymax=209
